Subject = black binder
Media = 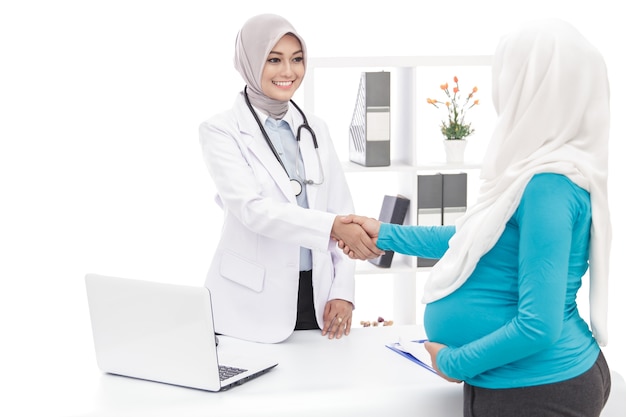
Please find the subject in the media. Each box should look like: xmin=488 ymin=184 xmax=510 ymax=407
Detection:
xmin=368 ymin=194 xmax=410 ymax=268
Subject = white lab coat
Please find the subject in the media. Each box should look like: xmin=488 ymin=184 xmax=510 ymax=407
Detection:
xmin=199 ymin=92 xmax=356 ymax=343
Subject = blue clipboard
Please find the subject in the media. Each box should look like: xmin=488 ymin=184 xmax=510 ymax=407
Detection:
xmin=385 ymin=340 xmax=438 ymax=374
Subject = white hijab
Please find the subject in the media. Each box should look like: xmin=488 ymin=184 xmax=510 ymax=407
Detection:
xmin=423 ymin=19 xmax=612 ymax=346
xmin=233 ymin=13 xmax=307 ymax=119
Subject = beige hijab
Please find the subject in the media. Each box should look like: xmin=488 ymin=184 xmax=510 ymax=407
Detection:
xmin=423 ymin=19 xmax=612 ymax=346
xmin=233 ymin=13 xmax=307 ymax=119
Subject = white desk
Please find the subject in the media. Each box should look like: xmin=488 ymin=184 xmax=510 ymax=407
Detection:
xmin=82 ymin=325 xmax=459 ymax=416
xmin=74 ymin=325 xmax=624 ymax=417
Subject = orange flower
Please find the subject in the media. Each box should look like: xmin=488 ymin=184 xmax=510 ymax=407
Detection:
xmin=426 ymin=76 xmax=480 ymax=140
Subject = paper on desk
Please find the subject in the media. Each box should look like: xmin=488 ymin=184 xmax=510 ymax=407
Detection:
xmin=385 ymin=337 xmax=437 ymax=374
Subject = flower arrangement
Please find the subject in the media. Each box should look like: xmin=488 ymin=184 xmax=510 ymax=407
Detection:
xmin=426 ymin=76 xmax=479 ymax=140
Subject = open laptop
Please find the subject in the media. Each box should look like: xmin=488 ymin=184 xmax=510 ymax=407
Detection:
xmin=84 ymin=273 xmax=278 ymax=391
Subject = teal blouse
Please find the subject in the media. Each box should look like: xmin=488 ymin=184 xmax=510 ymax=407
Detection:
xmin=377 ymin=173 xmax=600 ymax=388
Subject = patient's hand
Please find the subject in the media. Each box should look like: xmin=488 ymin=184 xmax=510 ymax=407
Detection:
xmin=424 ymin=341 xmax=462 ymax=384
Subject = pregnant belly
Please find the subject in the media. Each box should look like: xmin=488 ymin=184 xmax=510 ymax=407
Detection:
xmin=423 ymin=290 xmax=517 ymax=347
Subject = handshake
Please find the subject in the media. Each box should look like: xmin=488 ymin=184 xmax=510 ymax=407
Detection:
xmin=331 ymin=215 xmax=384 ymax=261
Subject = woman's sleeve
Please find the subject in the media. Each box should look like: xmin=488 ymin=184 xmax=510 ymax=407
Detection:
xmin=377 ymin=223 xmax=456 ymax=259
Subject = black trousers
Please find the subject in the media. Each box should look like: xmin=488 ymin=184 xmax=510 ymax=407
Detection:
xmin=295 ymin=270 xmax=318 ymax=330
xmin=464 ymin=351 xmax=611 ymax=417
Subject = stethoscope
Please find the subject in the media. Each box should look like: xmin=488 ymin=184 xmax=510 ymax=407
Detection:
xmin=243 ymin=86 xmax=324 ymax=197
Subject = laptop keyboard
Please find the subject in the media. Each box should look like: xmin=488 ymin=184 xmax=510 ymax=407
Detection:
xmin=219 ymin=365 xmax=247 ymax=381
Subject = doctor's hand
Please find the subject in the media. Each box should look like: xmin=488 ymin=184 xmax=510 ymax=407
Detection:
xmin=321 ymin=299 xmax=353 ymax=339
xmin=331 ymin=216 xmax=384 ymax=260
xmin=336 ymin=215 xmax=382 ymax=260
xmin=424 ymin=341 xmax=462 ymax=384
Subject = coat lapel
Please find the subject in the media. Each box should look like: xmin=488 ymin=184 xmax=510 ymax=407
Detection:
xmin=234 ymin=95 xmax=296 ymax=202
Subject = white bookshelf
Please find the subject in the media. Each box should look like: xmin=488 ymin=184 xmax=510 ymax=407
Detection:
xmin=302 ymin=55 xmax=493 ymax=325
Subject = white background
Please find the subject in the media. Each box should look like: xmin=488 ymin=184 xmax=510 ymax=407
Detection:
xmin=1 ymin=1 xmax=623 ymax=415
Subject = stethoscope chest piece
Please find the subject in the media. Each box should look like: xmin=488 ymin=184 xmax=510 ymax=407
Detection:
xmin=290 ymin=179 xmax=303 ymax=197
xmin=243 ymin=86 xmax=322 ymax=198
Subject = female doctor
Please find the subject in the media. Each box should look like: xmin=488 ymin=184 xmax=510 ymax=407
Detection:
xmin=198 ymin=14 xmax=382 ymax=343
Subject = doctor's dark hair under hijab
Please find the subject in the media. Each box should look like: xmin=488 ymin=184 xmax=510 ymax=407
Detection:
xmin=233 ymin=13 xmax=308 ymax=119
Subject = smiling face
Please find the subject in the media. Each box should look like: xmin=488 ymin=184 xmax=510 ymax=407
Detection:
xmin=260 ymin=34 xmax=305 ymax=101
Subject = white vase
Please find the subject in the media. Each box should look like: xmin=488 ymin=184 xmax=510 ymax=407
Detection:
xmin=443 ymin=139 xmax=467 ymax=163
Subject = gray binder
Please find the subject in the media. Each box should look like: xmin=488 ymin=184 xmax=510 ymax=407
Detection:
xmin=348 ymin=72 xmax=391 ymax=167
xmin=416 ymin=173 xmax=467 ymax=267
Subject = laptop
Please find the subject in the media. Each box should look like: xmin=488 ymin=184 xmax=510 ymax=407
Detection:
xmin=84 ymin=273 xmax=278 ymax=391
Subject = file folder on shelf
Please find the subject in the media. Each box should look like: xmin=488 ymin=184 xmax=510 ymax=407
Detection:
xmin=348 ymin=71 xmax=391 ymax=167
xmin=369 ymin=194 xmax=410 ymax=268
xmin=416 ymin=173 xmax=467 ymax=267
